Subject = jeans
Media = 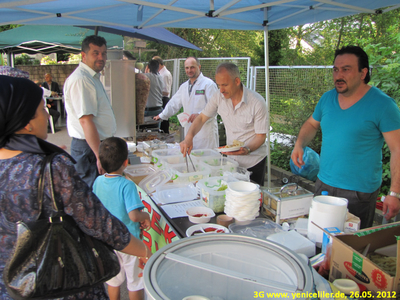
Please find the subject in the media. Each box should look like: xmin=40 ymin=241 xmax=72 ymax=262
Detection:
xmin=71 ymin=138 xmax=99 ymax=189
xmin=314 ymin=179 xmax=379 ymax=229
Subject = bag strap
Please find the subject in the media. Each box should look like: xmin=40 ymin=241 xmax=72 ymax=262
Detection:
xmin=37 ymin=153 xmax=60 ymax=219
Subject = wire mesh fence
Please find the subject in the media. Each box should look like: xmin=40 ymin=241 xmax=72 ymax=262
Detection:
xmin=253 ymin=66 xmax=334 ymax=116
xmin=165 ymin=57 xmax=251 ymax=95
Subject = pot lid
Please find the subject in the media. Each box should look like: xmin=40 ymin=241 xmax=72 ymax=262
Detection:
xmin=144 ymin=234 xmax=313 ymax=300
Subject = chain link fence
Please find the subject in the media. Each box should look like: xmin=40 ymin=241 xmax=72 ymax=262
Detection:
xmin=251 ymin=66 xmax=334 ymax=116
xmin=164 ymin=57 xmax=251 ymax=95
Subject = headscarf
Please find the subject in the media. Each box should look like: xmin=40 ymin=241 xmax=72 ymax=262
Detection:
xmin=0 ymin=75 xmax=72 ymax=157
xmin=0 ymin=66 xmax=30 ymax=79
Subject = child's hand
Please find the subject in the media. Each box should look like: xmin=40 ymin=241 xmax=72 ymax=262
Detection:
xmin=140 ymin=219 xmax=151 ymax=231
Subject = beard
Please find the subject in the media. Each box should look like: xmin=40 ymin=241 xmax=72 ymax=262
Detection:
xmin=335 ymin=80 xmax=348 ymax=94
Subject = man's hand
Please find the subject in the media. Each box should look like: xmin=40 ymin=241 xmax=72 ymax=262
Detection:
xmin=222 ymin=147 xmax=248 ymax=156
xmin=383 ymin=195 xmax=400 ymax=220
xmin=153 ymin=115 xmax=161 ymax=121
xmin=188 ymin=113 xmax=199 ymax=123
xmin=96 ymin=158 xmax=105 ymax=175
xmin=180 ymin=139 xmax=193 ymax=156
xmin=291 ymin=145 xmax=305 ymax=168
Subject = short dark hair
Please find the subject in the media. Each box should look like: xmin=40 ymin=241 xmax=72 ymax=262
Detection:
xmin=81 ymin=35 xmax=107 ymax=53
xmin=152 ymin=56 xmax=164 ymax=66
xmin=147 ymin=60 xmax=160 ymax=74
xmin=334 ymin=45 xmax=370 ymax=84
xmin=99 ymin=137 xmax=128 ymax=173
xmin=123 ymin=51 xmax=136 ymax=60
xmin=186 ymin=57 xmax=200 ymax=65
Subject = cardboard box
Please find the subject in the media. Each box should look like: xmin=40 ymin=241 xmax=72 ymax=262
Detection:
xmin=322 ymin=227 xmax=342 ymax=255
xmin=329 ymin=222 xmax=400 ymax=294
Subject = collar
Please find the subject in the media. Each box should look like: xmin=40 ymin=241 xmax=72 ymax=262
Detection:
xmin=79 ymin=61 xmax=100 ymax=78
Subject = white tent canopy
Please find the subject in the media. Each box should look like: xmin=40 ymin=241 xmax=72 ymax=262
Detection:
xmin=2 ymin=0 xmax=399 ymax=185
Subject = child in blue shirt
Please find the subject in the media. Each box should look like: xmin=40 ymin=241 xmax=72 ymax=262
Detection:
xmin=93 ymin=137 xmax=150 ymax=300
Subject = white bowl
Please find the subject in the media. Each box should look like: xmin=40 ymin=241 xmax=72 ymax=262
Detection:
xmin=228 ymin=181 xmax=259 ymax=195
xmin=186 ymin=223 xmax=230 ymax=237
xmin=186 ymin=206 xmax=215 ymax=223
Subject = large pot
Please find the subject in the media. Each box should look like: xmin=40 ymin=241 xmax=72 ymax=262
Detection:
xmin=144 ymin=234 xmax=313 ymax=300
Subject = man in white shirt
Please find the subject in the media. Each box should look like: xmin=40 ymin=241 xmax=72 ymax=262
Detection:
xmin=153 ymin=56 xmax=172 ymax=133
xmin=180 ymin=62 xmax=268 ymax=186
xmin=154 ymin=57 xmax=219 ymax=149
xmin=64 ymin=35 xmax=116 ymax=188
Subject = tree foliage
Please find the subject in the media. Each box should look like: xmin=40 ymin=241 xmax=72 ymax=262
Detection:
xmin=132 ymin=28 xmax=288 ymax=66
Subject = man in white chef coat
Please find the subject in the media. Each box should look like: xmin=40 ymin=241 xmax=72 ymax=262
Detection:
xmin=154 ymin=57 xmax=219 ymax=149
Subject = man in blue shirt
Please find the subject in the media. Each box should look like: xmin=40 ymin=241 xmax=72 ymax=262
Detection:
xmin=292 ymin=46 xmax=400 ymax=229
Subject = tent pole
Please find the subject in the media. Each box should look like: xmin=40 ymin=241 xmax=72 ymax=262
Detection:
xmin=263 ymin=10 xmax=271 ymax=188
xmin=94 ymin=26 xmax=99 ymax=36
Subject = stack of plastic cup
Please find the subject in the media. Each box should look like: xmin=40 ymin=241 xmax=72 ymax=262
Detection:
xmin=224 ymin=181 xmax=260 ymax=223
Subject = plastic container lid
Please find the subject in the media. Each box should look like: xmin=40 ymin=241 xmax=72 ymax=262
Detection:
xmin=125 ymin=164 xmax=157 ymax=177
xmin=138 ymin=169 xmax=172 ymax=195
xmin=143 ymin=234 xmax=313 ymax=300
xmin=156 ymin=183 xmax=198 ymax=205
xmin=229 ymin=218 xmax=283 ymax=239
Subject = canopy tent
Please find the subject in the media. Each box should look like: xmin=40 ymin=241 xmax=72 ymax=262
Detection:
xmin=0 ymin=25 xmax=123 ymax=55
xmin=2 ymin=0 xmax=399 ymax=186
xmin=77 ymin=26 xmax=202 ymax=51
xmin=0 ymin=25 xmax=201 ymax=66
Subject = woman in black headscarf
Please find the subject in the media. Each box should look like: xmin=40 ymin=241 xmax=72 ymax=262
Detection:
xmin=0 ymin=76 xmax=149 ymax=300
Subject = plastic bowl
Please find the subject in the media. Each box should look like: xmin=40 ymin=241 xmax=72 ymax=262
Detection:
xmin=228 ymin=181 xmax=259 ymax=195
xmin=186 ymin=223 xmax=230 ymax=237
xmin=186 ymin=207 xmax=215 ymax=223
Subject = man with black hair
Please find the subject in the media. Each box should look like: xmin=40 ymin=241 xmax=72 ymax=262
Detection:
xmin=144 ymin=59 xmax=164 ymax=119
xmin=64 ymin=35 xmax=116 ymax=188
xmin=291 ymin=45 xmax=400 ymax=229
xmin=153 ymin=56 xmax=172 ymax=133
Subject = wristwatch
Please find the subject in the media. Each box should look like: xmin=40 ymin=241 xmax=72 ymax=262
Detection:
xmin=244 ymin=146 xmax=251 ymax=154
xmin=389 ymin=191 xmax=400 ymax=199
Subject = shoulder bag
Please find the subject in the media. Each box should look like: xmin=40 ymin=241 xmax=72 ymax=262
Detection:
xmin=3 ymin=153 xmax=120 ymax=299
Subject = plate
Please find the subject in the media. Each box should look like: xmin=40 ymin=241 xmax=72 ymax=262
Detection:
xmin=216 ymin=146 xmax=241 ymax=153
xmin=186 ymin=223 xmax=230 ymax=237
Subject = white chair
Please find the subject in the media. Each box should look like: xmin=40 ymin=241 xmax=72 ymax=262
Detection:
xmin=45 ymin=107 xmax=55 ymax=134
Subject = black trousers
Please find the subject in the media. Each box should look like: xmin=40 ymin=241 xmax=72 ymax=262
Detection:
xmin=48 ymin=108 xmax=60 ymax=127
xmin=160 ymin=96 xmax=170 ymax=133
xmin=248 ymin=156 xmax=267 ymax=186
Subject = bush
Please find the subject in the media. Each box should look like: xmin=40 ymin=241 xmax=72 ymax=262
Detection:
xmin=15 ymin=54 xmax=40 ymax=65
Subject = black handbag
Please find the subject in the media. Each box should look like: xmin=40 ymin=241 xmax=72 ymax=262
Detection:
xmin=3 ymin=153 xmax=120 ymax=299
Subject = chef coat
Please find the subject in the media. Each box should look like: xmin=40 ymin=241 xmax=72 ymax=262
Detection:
xmin=159 ymin=73 xmax=219 ymax=149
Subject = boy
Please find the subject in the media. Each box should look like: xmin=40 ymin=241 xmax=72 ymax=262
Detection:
xmin=93 ymin=137 xmax=151 ymax=300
